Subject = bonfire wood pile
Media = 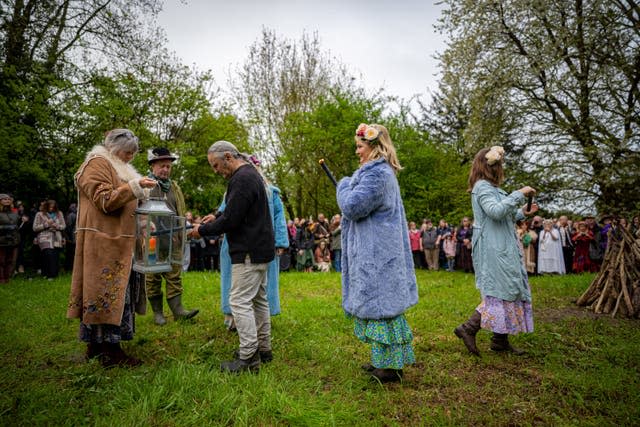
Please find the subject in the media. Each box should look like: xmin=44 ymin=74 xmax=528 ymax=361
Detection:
xmin=576 ymin=226 xmax=640 ymax=318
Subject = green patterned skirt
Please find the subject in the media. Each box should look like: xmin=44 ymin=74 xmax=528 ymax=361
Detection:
xmin=353 ymin=314 xmax=415 ymax=369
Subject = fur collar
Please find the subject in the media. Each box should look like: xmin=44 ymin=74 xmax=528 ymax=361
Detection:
xmin=76 ymin=145 xmax=142 ymax=183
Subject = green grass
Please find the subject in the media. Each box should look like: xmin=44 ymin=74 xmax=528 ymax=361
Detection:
xmin=1 ymin=270 xmax=639 ymax=426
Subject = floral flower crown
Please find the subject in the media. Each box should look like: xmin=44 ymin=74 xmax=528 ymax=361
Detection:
xmin=355 ymin=123 xmax=380 ymax=144
xmin=485 ymin=146 xmax=505 ymax=165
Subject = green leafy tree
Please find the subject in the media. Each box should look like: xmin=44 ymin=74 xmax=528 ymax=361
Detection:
xmin=429 ymin=0 xmax=640 ymax=214
xmin=276 ymin=90 xmax=383 ymax=218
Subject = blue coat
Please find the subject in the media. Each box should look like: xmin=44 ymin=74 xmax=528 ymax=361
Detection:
xmin=337 ymin=158 xmax=418 ymax=319
xmin=220 ymin=185 xmax=289 ymax=315
xmin=471 ymin=180 xmax=531 ymax=302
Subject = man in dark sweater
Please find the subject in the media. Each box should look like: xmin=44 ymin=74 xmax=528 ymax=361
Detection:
xmin=192 ymin=140 xmax=275 ymax=373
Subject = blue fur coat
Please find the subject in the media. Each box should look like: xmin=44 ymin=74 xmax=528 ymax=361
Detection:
xmin=337 ymin=158 xmax=418 ymax=319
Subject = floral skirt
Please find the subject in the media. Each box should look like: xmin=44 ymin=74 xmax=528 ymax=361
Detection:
xmin=476 ymin=296 xmax=534 ymax=335
xmin=79 ymin=272 xmax=136 ymax=344
xmin=354 ymin=314 xmax=415 ymax=369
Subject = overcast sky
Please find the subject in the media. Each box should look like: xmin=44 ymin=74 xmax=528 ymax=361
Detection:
xmin=156 ymin=0 xmax=448 ymax=104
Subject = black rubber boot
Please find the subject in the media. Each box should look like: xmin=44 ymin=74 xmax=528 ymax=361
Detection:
xmin=370 ymin=368 xmax=403 ymax=383
xmin=233 ymin=349 xmax=273 ymax=363
xmin=490 ymin=333 xmax=525 ymax=355
xmin=167 ymin=294 xmax=199 ymax=320
xmin=148 ymin=296 xmax=167 ymax=326
xmin=454 ymin=310 xmax=482 ymax=356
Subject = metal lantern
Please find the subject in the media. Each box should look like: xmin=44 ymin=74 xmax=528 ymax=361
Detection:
xmin=133 ymin=197 xmax=186 ymax=274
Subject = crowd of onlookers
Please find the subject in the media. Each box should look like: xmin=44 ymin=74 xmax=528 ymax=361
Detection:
xmin=0 ymin=195 xmax=77 ymax=283
xmin=2 ymin=190 xmax=639 ymax=282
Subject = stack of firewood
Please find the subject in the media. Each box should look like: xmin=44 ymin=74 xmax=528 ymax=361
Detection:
xmin=576 ymin=225 xmax=640 ymax=318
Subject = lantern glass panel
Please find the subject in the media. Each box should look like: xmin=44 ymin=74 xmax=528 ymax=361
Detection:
xmin=133 ymin=198 xmax=175 ymax=274
xmin=171 ymin=216 xmax=186 ymax=265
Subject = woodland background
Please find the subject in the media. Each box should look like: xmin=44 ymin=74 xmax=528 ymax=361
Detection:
xmin=1 ymin=0 xmax=638 ymax=220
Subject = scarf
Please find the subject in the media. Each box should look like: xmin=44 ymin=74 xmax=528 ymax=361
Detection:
xmin=149 ymin=173 xmax=171 ymax=193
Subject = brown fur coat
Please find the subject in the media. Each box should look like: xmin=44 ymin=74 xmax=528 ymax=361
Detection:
xmin=67 ymin=145 xmax=148 ymax=325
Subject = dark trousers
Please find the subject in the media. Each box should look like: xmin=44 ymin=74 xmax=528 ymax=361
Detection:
xmin=562 ymin=246 xmax=574 ymax=274
xmin=41 ymin=248 xmax=60 ymax=278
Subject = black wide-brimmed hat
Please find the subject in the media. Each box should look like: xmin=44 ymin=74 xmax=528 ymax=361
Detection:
xmin=148 ymin=147 xmax=177 ymax=164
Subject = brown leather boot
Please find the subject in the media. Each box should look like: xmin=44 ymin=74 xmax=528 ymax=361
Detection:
xmin=100 ymin=342 xmax=143 ymax=368
xmin=85 ymin=342 xmax=103 ymax=360
xmin=454 ymin=310 xmax=482 ymax=356
xmin=490 ymin=333 xmax=525 ymax=355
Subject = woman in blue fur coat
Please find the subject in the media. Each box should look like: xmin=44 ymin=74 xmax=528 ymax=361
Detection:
xmin=337 ymin=123 xmax=418 ymax=383
xmin=454 ymin=146 xmax=537 ymax=356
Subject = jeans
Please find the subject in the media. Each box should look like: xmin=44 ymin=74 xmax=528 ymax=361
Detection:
xmin=447 ymin=257 xmax=455 ymax=272
xmin=332 ymin=249 xmax=342 ymax=272
xmin=230 ymin=257 xmax=271 ymax=359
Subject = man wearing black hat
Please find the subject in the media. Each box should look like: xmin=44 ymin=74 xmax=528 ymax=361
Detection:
xmin=145 ymin=148 xmax=199 ymax=325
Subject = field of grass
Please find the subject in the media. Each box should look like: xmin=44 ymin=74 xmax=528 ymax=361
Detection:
xmin=1 ymin=269 xmax=639 ymax=426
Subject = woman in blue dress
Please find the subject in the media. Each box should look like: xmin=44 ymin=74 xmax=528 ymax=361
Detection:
xmin=337 ymin=123 xmax=418 ymax=383
xmin=454 ymin=146 xmax=538 ymax=356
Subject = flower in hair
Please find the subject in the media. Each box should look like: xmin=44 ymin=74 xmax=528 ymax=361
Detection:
xmin=355 ymin=123 xmax=380 ymax=142
xmin=485 ymin=146 xmax=505 ymax=165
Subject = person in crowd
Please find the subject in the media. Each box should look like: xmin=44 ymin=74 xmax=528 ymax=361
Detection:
xmin=599 ymin=214 xmax=613 ymax=255
xmin=192 ymin=140 xmax=275 ymax=373
xmin=67 ymin=128 xmax=157 ymax=367
xmin=201 ymin=231 xmax=221 ymax=271
xmin=295 ymin=219 xmax=315 ymax=272
xmin=436 ymin=219 xmax=452 ymax=269
xmin=65 ymin=203 xmax=77 ymax=272
xmin=455 ymin=217 xmax=473 ymax=273
xmin=285 ymin=219 xmax=297 ymax=272
xmin=529 ymin=215 xmax=544 ymax=275
xmin=538 ymin=219 xmax=566 ymax=274
xmin=15 ymin=201 xmax=29 ymax=274
xmin=0 ymin=193 xmax=21 ymax=284
xmin=314 ymin=239 xmax=331 ymax=272
xmin=408 ymin=221 xmax=424 ymax=269
xmin=32 ymin=199 xmax=66 ymax=279
xmin=618 ymin=217 xmax=629 ymax=231
xmin=454 ymin=146 xmax=537 ymax=357
xmin=516 ymin=220 xmax=537 ymax=275
xmin=188 ymin=215 xmax=206 ymax=271
xmin=571 ymin=221 xmax=596 ymax=273
xmin=584 ymin=216 xmax=603 ymax=269
xmin=316 ymin=213 xmax=330 ymax=239
xmin=556 ymin=215 xmax=574 ymax=273
xmin=631 ymin=215 xmax=639 ymax=237
xmin=421 ymin=219 xmax=439 ymax=270
xmin=337 ymin=123 xmax=418 ymax=383
xmin=29 ymin=201 xmax=43 ymax=273
xmin=312 ymin=215 xmax=330 ymax=251
xmin=144 ymin=148 xmax=199 ymax=326
xmin=217 ymin=154 xmax=289 ymax=332
xmin=329 ymin=214 xmax=342 ymax=273
xmin=442 ymin=231 xmax=456 ymax=272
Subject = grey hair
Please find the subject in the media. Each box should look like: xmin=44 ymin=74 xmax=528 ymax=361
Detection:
xmin=208 ymin=140 xmax=241 ymax=158
xmin=103 ymin=129 xmax=139 ymax=154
